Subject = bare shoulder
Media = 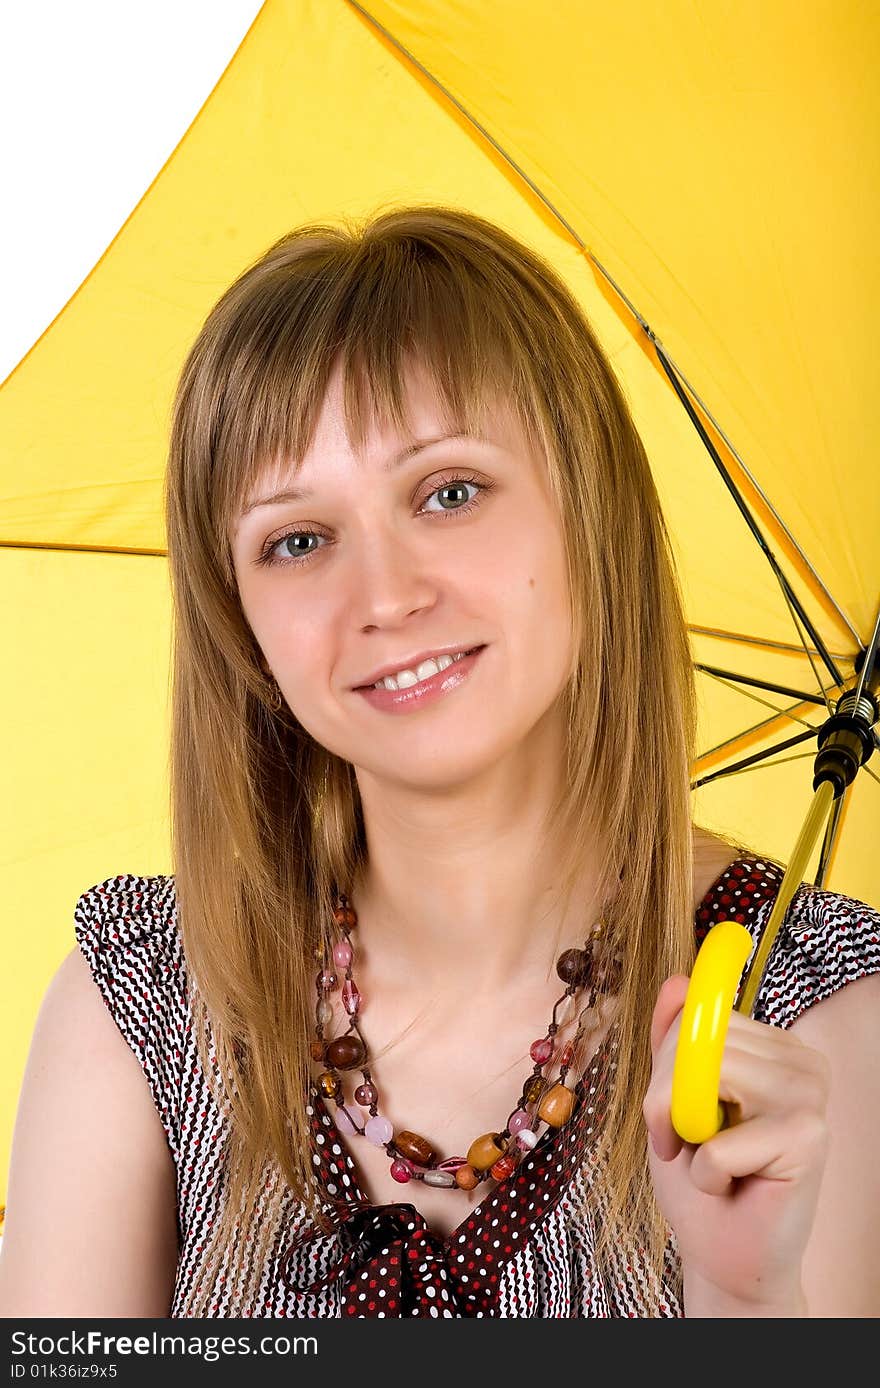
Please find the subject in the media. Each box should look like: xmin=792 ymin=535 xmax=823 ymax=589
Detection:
xmin=691 ymin=829 xmax=742 ymax=912
xmin=0 ymin=946 xmax=179 ymax=1317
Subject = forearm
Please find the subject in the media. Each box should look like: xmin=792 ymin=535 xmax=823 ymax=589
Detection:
xmin=684 ymin=1272 xmax=809 ymax=1318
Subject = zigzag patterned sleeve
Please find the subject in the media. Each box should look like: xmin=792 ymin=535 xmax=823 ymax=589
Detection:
xmin=73 ymin=873 xmax=186 ymax=1164
xmin=748 ymin=876 xmax=880 ymax=1029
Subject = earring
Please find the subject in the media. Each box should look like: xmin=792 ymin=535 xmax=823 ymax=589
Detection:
xmin=267 ymin=678 xmax=283 ymax=712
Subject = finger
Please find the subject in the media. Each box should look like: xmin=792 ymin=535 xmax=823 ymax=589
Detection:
xmin=645 ymin=976 xmax=690 ymax=1160
xmin=722 ymin=1011 xmax=810 ymax=1059
xmin=687 ymin=1110 xmax=830 ymax=1196
xmin=719 ymin=1044 xmax=830 ymax=1121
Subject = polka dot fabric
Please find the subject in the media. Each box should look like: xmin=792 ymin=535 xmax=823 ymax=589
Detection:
xmin=73 ymin=855 xmax=880 ymax=1317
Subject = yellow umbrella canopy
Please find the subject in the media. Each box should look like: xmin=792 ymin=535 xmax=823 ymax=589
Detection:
xmin=2 ymin=0 xmax=878 ymax=1210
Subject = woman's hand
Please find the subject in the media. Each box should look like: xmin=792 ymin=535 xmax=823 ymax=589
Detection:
xmin=642 ymin=974 xmax=831 ymax=1315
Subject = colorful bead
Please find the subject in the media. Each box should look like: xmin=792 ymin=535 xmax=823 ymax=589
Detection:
xmin=333 ymin=939 xmax=353 ymax=969
xmin=318 ymin=968 xmax=338 ymax=990
xmin=454 ymin=1164 xmax=480 ymax=1190
xmin=365 ymin=1114 xmax=393 ymax=1146
xmin=559 ymin=1042 xmax=575 ymax=1068
xmin=508 ymin=1108 xmax=531 ymax=1134
xmin=537 ymin=1082 xmax=576 ymax=1127
xmin=326 ymin=1034 xmax=366 ymax=1070
xmin=516 ymin=1128 xmax=538 ymax=1150
xmin=316 ymin=998 xmax=334 ymax=1026
xmin=529 ymin=1036 xmax=554 ymax=1065
xmin=354 ymin=1082 xmax=377 ymax=1107
xmin=333 ymin=905 xmax=357 ymax=930
xmin=490 ymin=1154 xmax=517 ymax=1180
xmin=335 ymin=1105 xmax=365 ymax=1135
xmin=390 ymin=1158 xmax=413 ymax=1183
xmin=341 ymin=979 xmax=361 ymax=1016
xmin=423 ymin=1169 xmax=455 ymax=1188
xmin=467 ymin=1132 xmax=507 ymax=1172
xmin=318 ymin=1071 xmax=340 ymax=1099
xmin=394 ymin=1131 xmax=434 ymax=1164
xmin=556 ymin=946 xmax=592 ymax=986
xmin=309 ymin=1039 xmax=326 ymax=1062
xmin=524 ymin=1075 xmax=547 ymax=1104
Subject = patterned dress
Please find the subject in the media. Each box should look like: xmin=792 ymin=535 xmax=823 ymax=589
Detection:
xmin=73 ymin=855 xmax=880 ymax=1317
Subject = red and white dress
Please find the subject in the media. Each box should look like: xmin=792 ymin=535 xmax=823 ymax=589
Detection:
xmin=74 ymin=854 xmax=880 ymax=1317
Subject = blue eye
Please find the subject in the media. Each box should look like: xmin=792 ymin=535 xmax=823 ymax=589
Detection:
xmin=256 ymin=473 xmax=492 ymax=569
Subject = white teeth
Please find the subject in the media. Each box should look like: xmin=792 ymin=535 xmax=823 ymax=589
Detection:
xmin=374 ymin=649 xmax=472 ymax=690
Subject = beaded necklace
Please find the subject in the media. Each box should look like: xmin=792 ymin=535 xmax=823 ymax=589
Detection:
xmin=310 ymin=890 xmax=623 ymax=1193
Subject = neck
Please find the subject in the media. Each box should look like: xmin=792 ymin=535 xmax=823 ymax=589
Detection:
xmin=346 ymin=712 xmax=607 ymax=995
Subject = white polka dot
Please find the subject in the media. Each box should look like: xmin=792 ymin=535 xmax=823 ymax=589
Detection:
xmin=316 ymin=1133 xmax=325 ymax=1145
xmin=379 ymin=1289 xmax=386 ymax=1297
xmin=429 ymin=1305 xmax=439 ymax=1317
xmin=425 ymin=1286 xmax=436 ymax=1297
xmin=331 ymin=1143 xmax=342 ymax=1155
xmin=327 ymin=1183 xmax=337 ymax=1195
xmin=312 ymin=1154 xmax=321 ymax=1165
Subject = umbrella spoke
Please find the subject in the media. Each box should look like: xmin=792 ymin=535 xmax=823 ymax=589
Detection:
xmin=696 ymin=668 xmax=826 ymax=758
xmin=694 ymin=663 xmax=832 ymax=707
xmin=692 ymin=726 xmax=819 ymax=789
xmin=587 ymin=254 xmax=862 ymax=651
xmin=689 ymin=625 xmax=851 ymax=661
xmin=650 ymin=338 xmax=845 ymax=693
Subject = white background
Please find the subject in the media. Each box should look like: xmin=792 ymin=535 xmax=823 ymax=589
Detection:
xmin=0 ymin=0 xmax=263 ymax=384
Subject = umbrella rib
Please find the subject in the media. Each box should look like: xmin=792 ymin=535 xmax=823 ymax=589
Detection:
xmin=695 ymin=748 xmax=878 ymax=789
xmin=689 ymin=625 xmax=851 ymax=661
xmin=692 ymin=726 xmax=820 ymax=788
xmin=649 ymin=341 xmax=845 ymax=693
xmin=773 ymin=570 xmax=836 ymax=717
xmin=694 ymin=663 xmax=834 ymax=707
xmin=698 ymin=668 xmax=826 ymax=751
xmin=587 ymin=254 xmax=860 ymax=649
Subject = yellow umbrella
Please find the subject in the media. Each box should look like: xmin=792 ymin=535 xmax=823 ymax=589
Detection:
xmin=3 ymin=0 xmax=877 ymax=1215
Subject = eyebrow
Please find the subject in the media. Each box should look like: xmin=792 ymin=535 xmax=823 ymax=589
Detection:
xmin=239 ymin=432 xmax=477 ymax=517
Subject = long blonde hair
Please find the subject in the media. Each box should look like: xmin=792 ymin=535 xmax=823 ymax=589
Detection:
xmin=164 ymin=204 xmax=767 ymax=1315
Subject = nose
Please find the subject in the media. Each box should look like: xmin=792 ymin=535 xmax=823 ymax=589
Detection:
xmin=347 ymin=525 xmax=438 ymax=628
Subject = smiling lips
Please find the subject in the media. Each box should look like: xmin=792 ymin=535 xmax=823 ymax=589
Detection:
xmin=354 ymin=644 xmax=485 ymax=690
xmin=366 ymin=648 xmax=476 ymax=691
xmin=354 ymin=645 xmax=486 ymax=712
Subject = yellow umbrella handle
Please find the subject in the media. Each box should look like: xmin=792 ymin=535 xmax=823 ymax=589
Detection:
xmin=670 ymin=920 xmax=754 ymax=1144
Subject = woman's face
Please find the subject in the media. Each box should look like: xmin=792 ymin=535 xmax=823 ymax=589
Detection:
xmin=230 ymin=358 xmax=575 ymax=792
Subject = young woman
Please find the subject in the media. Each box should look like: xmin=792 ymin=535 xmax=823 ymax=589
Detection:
xmin=2 ymin=207 xmax=878 ymax=1318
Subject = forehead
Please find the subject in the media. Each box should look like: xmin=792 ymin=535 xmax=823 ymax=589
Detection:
xmin=239 ymin=356 xmax=526 ymax=507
